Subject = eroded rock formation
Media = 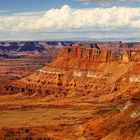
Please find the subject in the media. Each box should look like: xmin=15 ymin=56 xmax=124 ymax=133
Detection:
xmin=5 ymin=44 xmax=140 ymax=100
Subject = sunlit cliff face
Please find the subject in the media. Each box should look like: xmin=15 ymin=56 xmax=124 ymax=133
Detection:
xmin=4 ymin=43 xmax=140 ymax=96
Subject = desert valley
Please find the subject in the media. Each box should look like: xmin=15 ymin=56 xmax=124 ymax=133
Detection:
xmin=0 ymin=41 xmax=140 ymax=139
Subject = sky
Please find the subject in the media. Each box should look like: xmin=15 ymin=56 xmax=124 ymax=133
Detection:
xmin=0 ymin=0 xmax=140 ymax=41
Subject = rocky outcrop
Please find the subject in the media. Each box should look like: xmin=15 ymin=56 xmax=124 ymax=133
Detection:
xmin=61 ymin=46 xmax=137 ymax=62
xmin=4 ymin=43 xmax=140 ymax=99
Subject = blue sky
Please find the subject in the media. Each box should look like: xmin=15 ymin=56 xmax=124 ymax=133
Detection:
xmin=0 ymin=0 xmax=139 ymax=12
xmin=0 ymin=0 xmax=140 ymax=41
xmin=0 ymin=0 xmax=73 ymax=12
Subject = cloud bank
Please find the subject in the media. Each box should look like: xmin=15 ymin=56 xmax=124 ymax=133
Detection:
xmin=0 ymin=5 xmax=140 ymax=40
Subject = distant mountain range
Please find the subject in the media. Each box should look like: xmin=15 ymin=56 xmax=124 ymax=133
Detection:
xmin=0 ymin=41 xmax=72 ymax=58
xmin=0 ymin=41 xmax=139 ymax=58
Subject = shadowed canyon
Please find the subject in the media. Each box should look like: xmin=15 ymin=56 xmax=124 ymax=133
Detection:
xmin=0 ymin=41 xmax=140 ymax=140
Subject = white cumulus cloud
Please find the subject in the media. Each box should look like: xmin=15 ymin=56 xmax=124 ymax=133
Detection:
xmin=15 ymin=5 xmax=140 ymax=30
xmin=0 ymin=5 xmax=140 ymax=40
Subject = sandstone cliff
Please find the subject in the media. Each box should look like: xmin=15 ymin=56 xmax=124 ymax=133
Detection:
xmin=5 ymin=44 xmax=140 ymax=100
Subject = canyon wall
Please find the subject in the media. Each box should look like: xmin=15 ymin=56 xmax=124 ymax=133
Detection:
xmin=4 ymin=43 xmax=140 ymax=101
xmin=60 ymin=46 xmax=137 ymax=62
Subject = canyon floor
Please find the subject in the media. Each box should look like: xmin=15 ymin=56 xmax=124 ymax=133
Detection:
xmin=0 ymin=90 xmax=140 ymax=140
xmin=0 ymin=93 xmax=102 ymax=139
